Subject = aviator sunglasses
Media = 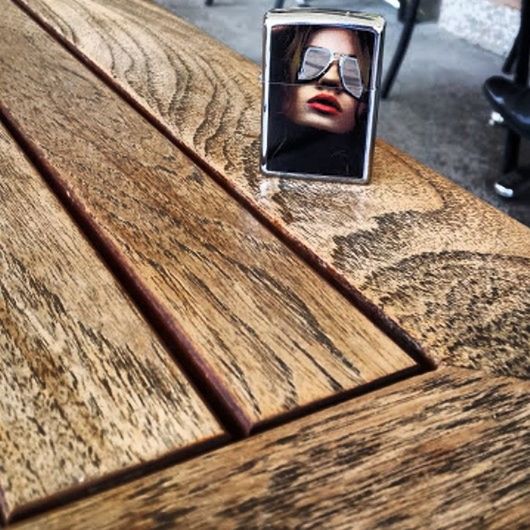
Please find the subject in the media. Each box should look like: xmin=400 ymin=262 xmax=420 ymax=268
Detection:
xmin=297 ymin=45 xmax=364 ymax=99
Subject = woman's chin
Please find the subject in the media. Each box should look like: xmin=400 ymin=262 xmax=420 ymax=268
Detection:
xmin=292 ymin=113 xmax=354 ymax=134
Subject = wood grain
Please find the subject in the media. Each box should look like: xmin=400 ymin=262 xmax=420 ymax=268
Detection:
xmin=15 ymin=0 xmax=530 ymax=379
xmin=14 ymin=367 xmax=530 ymax=529
xmin=0 ymin=2 xmax=416 ymax=435
xmin=0 ymin=120 xmax=224 ymax=522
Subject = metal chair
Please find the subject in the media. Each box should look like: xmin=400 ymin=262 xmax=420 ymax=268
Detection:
xmin=501 ymin=0 xmax=530 ymax=174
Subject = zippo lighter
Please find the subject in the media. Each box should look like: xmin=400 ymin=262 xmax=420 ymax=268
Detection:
xmin=261 ymin=10 xmax=385 ymax=184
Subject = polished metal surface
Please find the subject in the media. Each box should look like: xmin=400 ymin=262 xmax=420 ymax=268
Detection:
xmin=261 ymin=9 xmax=385 ymax=184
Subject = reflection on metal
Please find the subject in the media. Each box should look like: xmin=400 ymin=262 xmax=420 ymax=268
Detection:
xmin=494 ymin=182 xmax=515 ymax=198
xmin=494 ymin=168 xmax=530 ymax=199
xmin=261 ymin=9 xmax=385 ymax=184
xmin=489 ymin=111 xmax=505 ymax=127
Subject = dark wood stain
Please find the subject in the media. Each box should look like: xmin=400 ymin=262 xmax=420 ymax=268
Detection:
xmin=14 ymin=0 xmax=529 ymax=379
xmin=14 ymin=368 xmax=530 ymax=529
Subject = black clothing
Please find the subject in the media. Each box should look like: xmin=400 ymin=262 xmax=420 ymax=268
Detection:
xmin=266 ymin=112 xmax=367 ymax=178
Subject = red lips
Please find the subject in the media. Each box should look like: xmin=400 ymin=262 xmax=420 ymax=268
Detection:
xmin=307 ymin=92 xmax=342 ymax=115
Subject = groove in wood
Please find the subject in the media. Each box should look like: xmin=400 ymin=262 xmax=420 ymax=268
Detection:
xmin=15 ymin=0 xmax=530 ymax=379
xmin=13 ymin=367 xmax=530 ymax=530
xmin=0 ymin=120 xmax=224 ymax=523
xmin=0 ymin=1 xmax=416 ymax=436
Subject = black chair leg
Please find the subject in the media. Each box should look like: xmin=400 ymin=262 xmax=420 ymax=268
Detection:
xmin=381 ymin=0 xmax=421 ymax=99
xmin=274 ymin=0 xmax=285 ymax=7
xmin=503 ymin=131 xmax=521 ymax=173
xmin=502 ymin=0 xmax=530 ymax=173
xmin=514 ymin=0 xmax=530 ymax=88
xmin=503 ymin=32 xmax=520 ymax=75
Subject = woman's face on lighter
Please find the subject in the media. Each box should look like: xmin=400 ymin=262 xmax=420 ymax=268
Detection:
xmin=285 ymin=29 xmax=361 ymax=134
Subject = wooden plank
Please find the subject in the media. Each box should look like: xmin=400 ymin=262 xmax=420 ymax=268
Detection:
xmin=15 ymin=0 xmax=530 ymax=379
xmin=0 ymin=3 xmax=416 ymax=435
xmin=14 ymin=367 xmax=530 ymax=529
xmin=0 ymin=120 xmax=225 ymax=522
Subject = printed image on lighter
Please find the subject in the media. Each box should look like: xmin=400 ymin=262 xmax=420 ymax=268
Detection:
xmin=262 ymin=15 xmax=383 ymax=183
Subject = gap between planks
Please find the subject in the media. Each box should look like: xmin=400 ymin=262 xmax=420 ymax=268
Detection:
xmin=1 ymin=433 xmax=226 ymax=527
xmin=9 ymin=0 xmax=437 ymax=374
xmin=0 ymin=77 xmax=424 ymax=441
xmin=3 ymin=365 xmax=432 ymax=527
xmin=0 ymin=96 xmax=429 ymax=526
xmin=10 ymin=366 xmax=530 ymax=530
xmin=3 ymin=0 xmax=417 ymax=413
xmin=0 ymin=105 xmax=248 ymax=438
xmin=0 ymin=113 xmax=225 ymax=523
xmin=0 ymin=105 xmax=428 ymax=520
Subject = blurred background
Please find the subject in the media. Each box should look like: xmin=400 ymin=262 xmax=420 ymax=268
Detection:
xmin=156 ymin=0 xmax=530 ymax=226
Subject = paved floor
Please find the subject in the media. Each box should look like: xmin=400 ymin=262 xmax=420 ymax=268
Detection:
xmin=157 ymin=0 xmax=530 ymax=226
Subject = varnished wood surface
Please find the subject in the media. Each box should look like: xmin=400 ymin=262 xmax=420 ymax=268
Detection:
xmin=16 ymin=0 xmax=530 ymax=379
xmin=14 ymin=367 xmax=530 ymax=530
xmin=0 ymin=2 xmax=416 ymax=435
xmin=0 ymin=121 xmax=224 ymax=522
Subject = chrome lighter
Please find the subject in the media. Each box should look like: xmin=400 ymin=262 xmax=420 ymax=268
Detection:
xmin=261 ymin=9 xmax=385 ymax=183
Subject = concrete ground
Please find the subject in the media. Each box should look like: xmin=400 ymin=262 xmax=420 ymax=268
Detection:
xmin=157 ymin=0 xmax=530 ymax=226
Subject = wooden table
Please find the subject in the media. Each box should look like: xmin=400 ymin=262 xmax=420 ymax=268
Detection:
xmin=0 ymin=0 xmax=528 ymax=527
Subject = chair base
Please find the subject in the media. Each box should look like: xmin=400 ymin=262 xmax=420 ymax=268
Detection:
xmin=494 ymin=168 xmax=530 ymax=199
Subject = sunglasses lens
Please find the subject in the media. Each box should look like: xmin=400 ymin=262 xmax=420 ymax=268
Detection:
xmin=341 ymin=57 xmax=363 ymax=98
xmin=298 ymin=47 xmax=331 ymax=81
